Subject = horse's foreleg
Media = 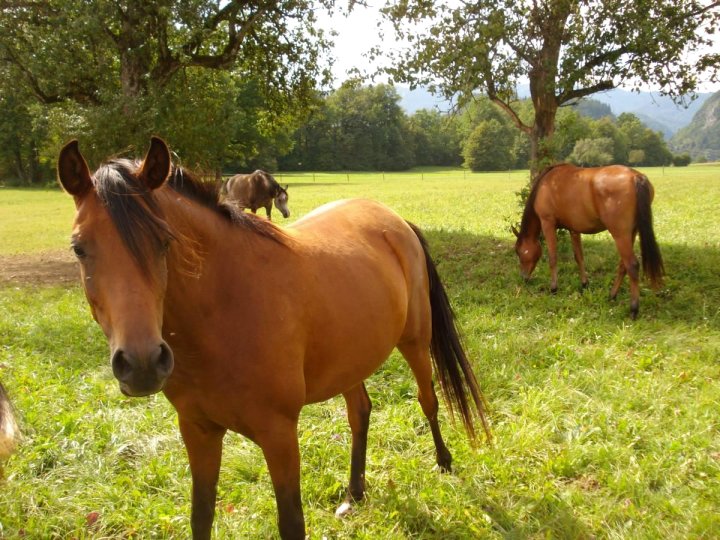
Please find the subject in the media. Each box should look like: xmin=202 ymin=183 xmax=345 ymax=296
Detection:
xmin=265 ymin=203 xmax=272 ymax=220
xmin=570 ymin=232 xmax=589 ymax=289
xmin=398 ymin=342 xmax=453 ymax=472
xmin=257 ymin=417 xmax=305 ymax=540
xmin=179 ymin=417 xmax=226 ymax=540
xmin=336 ymin=383 xmax=372 ymax=518
xmin=540 ymin=220 xmax=559 ymax=293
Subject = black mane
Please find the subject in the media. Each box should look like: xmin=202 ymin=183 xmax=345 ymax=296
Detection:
xmin=92 ymin=159 xmax=287 ymax=277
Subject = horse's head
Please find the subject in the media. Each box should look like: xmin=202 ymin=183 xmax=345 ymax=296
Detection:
xmin=274 ymin=184 xmax=290 ymax=218
xmin=512 ymin=225 xmax=541 ymax=281
xmin=58 ymin=137 xmax=175 ymax=397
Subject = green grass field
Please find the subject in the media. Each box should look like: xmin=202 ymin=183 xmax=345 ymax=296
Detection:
xmin=1 ymin=165 xmax=719 ymax=538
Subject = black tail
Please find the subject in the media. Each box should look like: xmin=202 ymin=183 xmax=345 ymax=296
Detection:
xmin=635 ymin=175 xmax=665 ymax=289
xmin=407 ymin=223 xmax=491 ymax=443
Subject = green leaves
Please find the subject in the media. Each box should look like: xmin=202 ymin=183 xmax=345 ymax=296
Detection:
xmin=0 ymin=0 xmax=334 ymax=178
xmin=382 ymin=0 xmax=720 ymax=170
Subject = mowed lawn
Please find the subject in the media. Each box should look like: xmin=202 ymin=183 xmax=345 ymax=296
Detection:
xmin=0 ymin=165 xmax=719 ymax=538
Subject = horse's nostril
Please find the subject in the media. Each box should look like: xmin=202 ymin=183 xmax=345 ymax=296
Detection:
xmin=155 ymin=343 xmax=174 ymax=378
xmin=111 ymin=349 xmax=133 ymax=382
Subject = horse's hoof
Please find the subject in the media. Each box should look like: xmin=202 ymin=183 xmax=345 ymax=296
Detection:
xmin=581 ymin=281 xmax=589 ymax=290
xmin=550 ymin=287 xmax=558 ymax=295
xmin=335 ymin=501 xmax=353 ymax=518
xmin=630 ymin=309 xmax=639 ymax=320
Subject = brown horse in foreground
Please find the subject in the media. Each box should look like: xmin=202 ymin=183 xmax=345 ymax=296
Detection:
xmin=57 ymin=137 xmax=489 ymax=539
xmin=513 ymin=163 xmax=664 ymax=319
xmin=222 ymin=169 xmax=290 ymax=220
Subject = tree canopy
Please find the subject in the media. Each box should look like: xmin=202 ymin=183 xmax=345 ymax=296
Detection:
xmin=380 ymin=0 xmax=720 ymax=173
xmin=0 ymin=0 xmax=333 ymax=174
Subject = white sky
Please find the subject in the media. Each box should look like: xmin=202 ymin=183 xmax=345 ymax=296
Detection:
xmin=319 ymin=5 xmax=720 ymax=93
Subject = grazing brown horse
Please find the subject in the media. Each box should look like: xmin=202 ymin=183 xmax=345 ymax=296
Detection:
xmin=0 ymin=381 xmax=18 ymax=460
xmin=513 ymin=163 xmax=664 ymax=319
xmin=222 ymin=170 xmax=290 ymax=220
xmin=57 ymin=137 xmax=489 ymax=540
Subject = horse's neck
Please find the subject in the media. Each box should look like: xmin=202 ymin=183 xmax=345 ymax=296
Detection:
xmin=160 ymin=190 xmax=285 ymax=321
xmin=520 ymin=204 xmax=542 ymax=240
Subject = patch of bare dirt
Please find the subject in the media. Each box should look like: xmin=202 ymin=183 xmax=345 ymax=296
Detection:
xmin=0 ymin=250 xmax=79 ymax=286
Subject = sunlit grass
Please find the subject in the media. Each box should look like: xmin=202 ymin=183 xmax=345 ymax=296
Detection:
xmin=1 ymin=165 xmax=719 ymax=538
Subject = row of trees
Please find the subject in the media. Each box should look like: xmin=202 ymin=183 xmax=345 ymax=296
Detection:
xmin=1 ymin=1 xmax=718 ymax=183
xmin=0 ymin=71 xmax=685 ymax=182
xmin=280 ymin=83 xmax=681 ymax=172
xmin=0 ymin=0 xmax=334 ymax=183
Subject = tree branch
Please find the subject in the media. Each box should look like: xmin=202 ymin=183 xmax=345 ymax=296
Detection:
xmin=490 ymin=95 xmax=532 ymax=134
xmin=558 ymin=80 xmax=615 ymax=104
xmin=186 ymin=5 xmax=270 ymax=70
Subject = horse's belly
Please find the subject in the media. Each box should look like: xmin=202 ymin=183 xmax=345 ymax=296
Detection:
xmin=302 ymin=291 xmax=407 ymax=403
xmin=301 ymin=265 xmax=409 ymax=403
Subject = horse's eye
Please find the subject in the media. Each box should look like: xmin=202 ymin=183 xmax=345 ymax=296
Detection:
xmin=72 ymin=244 xmax=87 ymax=259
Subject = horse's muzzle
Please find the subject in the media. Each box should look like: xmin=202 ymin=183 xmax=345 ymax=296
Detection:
xmin=111 ymin=342 xmax=174 ymax=397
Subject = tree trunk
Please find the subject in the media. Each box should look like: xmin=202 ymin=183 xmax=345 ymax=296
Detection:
xmin=12 ymin=148 xmax=28 ymax=184
xmin=529 ymin=106 xmax=558 ymax=179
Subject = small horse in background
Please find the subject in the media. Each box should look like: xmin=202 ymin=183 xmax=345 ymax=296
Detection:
xmin=513 ymin=163 xmax=664 ymax=319
xmin=222 ymin=170 xmax=290 ymax=220
xmin=0 ymin=381 xmax=18 ymax=461
xmin=57 ymin=137 xmax=489 ymax=540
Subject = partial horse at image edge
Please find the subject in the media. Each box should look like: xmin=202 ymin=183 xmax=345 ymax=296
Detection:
xmin=0 ymin=381 xmax=18 ymax=461
xmin=57 ymin=137 xmax=490 ymax=540
xmin=513 ymin=163 xmax=664 ymax=319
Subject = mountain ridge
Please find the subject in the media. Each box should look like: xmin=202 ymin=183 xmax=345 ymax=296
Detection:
xmin=396 ymin=85 xmax=713 ymax=136
xmin=670 ymin=91 xmax=720 ymax=161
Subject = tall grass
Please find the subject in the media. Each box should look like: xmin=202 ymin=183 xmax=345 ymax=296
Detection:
xmin=0 ymin=165 xmax=719 ymax=538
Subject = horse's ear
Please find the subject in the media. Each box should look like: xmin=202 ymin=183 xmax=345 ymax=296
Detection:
xmin=138 ymin=136 xmax=171 ymax=190
xmin=511 ymin=225 xmax=520 ymax=238
xmin=285 ymin=184 xmax=289 ymax=190
xmin=57 ymin=140 xmax=92 ymax=198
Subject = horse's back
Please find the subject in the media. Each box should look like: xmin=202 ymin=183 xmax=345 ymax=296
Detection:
xmin=538 ymin=164 xmax=643 ymax=233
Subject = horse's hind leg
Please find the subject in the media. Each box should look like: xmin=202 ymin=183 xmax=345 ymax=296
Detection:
xmin=610 ymin=232 xmax=641 ymax=319
xmin=397 ymin=341 xmax=453 ymax=472
xmin=336 ymin=383 xmax=372 ymax=518
xmin=570 ymin=232 xmax=589 ymax=289
xmin=609 ymin=259 xmax=626 ymax=300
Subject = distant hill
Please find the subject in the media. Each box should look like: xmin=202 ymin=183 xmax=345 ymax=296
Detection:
xmin=592 ymin=88 xmax=712 ymax=138
xmin=397 ymin=85 xmax=712 ymax=137
xmin=670 ymin=90 xmax=720 ymax=161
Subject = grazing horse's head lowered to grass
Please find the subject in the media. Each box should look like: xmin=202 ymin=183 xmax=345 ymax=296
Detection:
xmin=57 ymin=137 xmax=490 ymax=540
xmin=513 ymin=163 xmax=665 ymax=319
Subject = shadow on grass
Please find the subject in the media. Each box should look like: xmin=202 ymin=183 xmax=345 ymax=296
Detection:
xmin=479 ymin=494 xmax=592 ymax=539
xmin=423 ymin=228 xmax=720 ymax=327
